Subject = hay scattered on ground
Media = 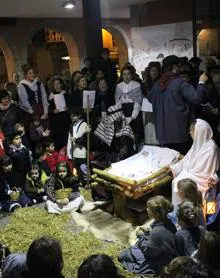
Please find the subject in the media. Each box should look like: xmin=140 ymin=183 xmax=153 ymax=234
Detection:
xmin=80 ymin=188 xmax=93 ymax=202
xmin=0 ymin=207 xmax=139 ymax=278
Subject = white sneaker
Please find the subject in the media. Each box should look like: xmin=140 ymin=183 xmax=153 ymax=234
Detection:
xmin=33 ymin=199 xmax=37 ymax=204
xmin=42 ymin=196 xmax=47 ymax=201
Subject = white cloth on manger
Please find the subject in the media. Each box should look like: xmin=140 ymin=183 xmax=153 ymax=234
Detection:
xmin=107 ymin=145 xmax=180 ymax=181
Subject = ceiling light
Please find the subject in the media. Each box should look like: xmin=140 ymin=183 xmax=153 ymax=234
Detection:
xmin=63 ymin=1 xmax=75 ymax=9
xmin=61 ymin=56 xmax=70 ymax=61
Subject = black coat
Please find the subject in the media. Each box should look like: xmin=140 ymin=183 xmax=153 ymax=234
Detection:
xmin=6 ymin=146 xmax=31 ymax=187
xmin=119 ymin=220 xmax=178 ymax=275
xmin=0 ymin=104 xmax=24 ymax=136
xmin=49 ymin=92 xmax=71 ymax=150
xmin=97 ymin=58 xmax=118 ymax=88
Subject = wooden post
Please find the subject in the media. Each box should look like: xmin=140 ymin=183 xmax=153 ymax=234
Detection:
xmin=192 ymin=0 xmax=197 ymax=57
xmin=86 ymin=95 xmax=90 ymax=188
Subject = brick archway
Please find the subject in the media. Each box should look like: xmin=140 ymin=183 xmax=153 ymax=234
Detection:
xmin=104 ymin=26 xmax=131 ymax=69
xmin=0 ymin=36 xmax=16 ymax=82
xmin=28 ymin=26 xmax=80 ymax=74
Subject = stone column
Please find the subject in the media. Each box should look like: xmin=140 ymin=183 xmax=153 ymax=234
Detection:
xmin=82 ymin=0 xmax=103 ymax=60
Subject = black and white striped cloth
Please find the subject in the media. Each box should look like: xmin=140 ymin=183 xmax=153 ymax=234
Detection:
xmin=94 ymin=104 xmax=134 ymax=147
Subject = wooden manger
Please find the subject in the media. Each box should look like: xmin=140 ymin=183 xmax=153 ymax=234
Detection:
xmin=92 ymin=165 xmax=174 ymax=225
xmin=91 ymin=146 xmax=182 ymax=225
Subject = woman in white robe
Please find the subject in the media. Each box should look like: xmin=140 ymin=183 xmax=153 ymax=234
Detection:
xmin=171 ymin=119 xmax=220 ymax=206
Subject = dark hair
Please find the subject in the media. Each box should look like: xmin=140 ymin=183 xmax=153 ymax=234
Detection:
xmin=71 ymin=71 xmax=82 ymax=91
xmin=55 ymin=161 xmax=72 ymax=178
xmin=27 ymin=236 xmax=63 ymax=278
xmin=119 ymin=66 xmax=133 ymax=82
xmin=0 ymin=155 xmax=12 ymax=168
xmin=21 ymin=64 xmax=33 ymax=76
xmin=28 ymin=161 xmax=41 ymax=176
xmin=43 ymin=140 xmax=54 ymax=154
xmin=177 ymin=201 xmax=198 ymax=227
xmin=75 ymin=75 xmax=87 ymax=90
xmin=96 ymin=77 xmax=108 ymax=88
xmin=177 ymin=179 xmax=203 ymax=207
xmin=50 ymin=76 xmax=66 ymax=92
xmin=198 ymin=231 xmax=220 ymax=271
xmin=5 ymin=82 xmax=18 ymax=101
xmin=143 ymin=62 xmax=161 ymax=91
xmin=35 ymin=143 xmax=46 ymax=159
xmin=147 ymin=196 xmax=174 ymax=222
xmin=160 ymin=256 xmax=211 ymax=278
xmin=78 ymin=254 xmax=119 ymax=278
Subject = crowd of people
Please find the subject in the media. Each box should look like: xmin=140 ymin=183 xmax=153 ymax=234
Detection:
xmin=1 ymin=47 xmax=220 ymax=277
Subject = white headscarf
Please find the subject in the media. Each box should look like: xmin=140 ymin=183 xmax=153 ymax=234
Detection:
xmin=171 ymin=119 xmax=220 ymax=198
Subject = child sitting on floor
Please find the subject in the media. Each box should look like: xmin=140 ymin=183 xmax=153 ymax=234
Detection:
xmin=119 ymin=196 xmax=178 ymax=275
xmin=169 ymin=178 xmax=204 ymax=226
xmin=43 ymin=140 xmax=59 ymax=173
xmin=45 ymin=161 xmax=84 ymax=214
xmin=175 ymin=201 xmax=205 ymax=256
xmin=25 ymin=162 xmax=48 ymax=204
xmin=67 ymin=108 xmax=90 ymax=185
xmin=0 ymin=155 xmax=31 ymax=212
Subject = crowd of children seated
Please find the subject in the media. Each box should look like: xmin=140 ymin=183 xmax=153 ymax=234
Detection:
xmin=1 ymin=50 xmax=220 ymax=277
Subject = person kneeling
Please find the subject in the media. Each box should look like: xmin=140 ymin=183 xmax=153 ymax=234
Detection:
xmin=45 ymin=161 xmax=84 ymax=214
xmin=118 ymin=196 xmax=178 ymax=275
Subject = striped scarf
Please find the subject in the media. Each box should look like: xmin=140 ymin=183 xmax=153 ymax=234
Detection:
xmin=94 ymin=104 xmax=134 ymax=147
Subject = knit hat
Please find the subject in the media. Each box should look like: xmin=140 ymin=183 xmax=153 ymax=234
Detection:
xmin=0 ymin=90 xmax=10 ymax=101
xmin=162 ymin=55 xmax=180 ymax=68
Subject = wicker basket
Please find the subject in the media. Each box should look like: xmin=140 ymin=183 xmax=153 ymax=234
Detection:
xmin=9 ymin=188 xmax=20 ymax=201
xmin=55 ymin=188 xmax=72 ymax=200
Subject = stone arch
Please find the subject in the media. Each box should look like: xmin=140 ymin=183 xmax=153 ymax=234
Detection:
xmin=103 ymin=26 xmax=131 ymax=69
xmin=0 ymin=35 xmax=16 ymax=82
xmin=28 ymin=24 xmax=80 ymax=73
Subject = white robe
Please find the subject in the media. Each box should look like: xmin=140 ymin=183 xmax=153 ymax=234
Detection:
xmin=171 ymin=119 xmax=220 ymax=206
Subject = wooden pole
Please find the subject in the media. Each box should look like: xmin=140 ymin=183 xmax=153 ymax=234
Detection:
xmin=192 ymin=0 xmax=197 ymax=57
xmin=86 ymin=95 xmax=90 ymax=188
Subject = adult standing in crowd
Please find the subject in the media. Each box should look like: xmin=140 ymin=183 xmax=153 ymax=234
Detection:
xmin=115 ymin=66 xmax=143 ymax=150
xmin=149 ymin=55 xmax=208 ymax=155
xmin=48 ymin=76 xmax=71 ymax=151
xmin=18 ymin=64 xmax=49 ymax=121
xmin=0 ymin=90 xmax=24 ymax=136
xmin=97 ymin=48 xmax=118 ymax=89
xmin=142 ymin=61 xmax=161 ymax=145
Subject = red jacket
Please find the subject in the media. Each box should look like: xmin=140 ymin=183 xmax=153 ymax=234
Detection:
xmin=44 ymin=151 xmax=59 ymax=172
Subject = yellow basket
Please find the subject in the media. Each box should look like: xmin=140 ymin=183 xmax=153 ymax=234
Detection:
xmin=55 ymin=188 xmax=72 ymax=200
xmin=9 ymin=188 xmax=20 ymax=201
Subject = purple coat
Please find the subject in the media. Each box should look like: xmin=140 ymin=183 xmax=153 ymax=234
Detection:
xmin=149 ymin=78 xmax=206 ymax=145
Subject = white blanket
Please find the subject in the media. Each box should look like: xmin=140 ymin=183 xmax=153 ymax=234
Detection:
xmin=107 ymin=146 xmax=179 ymax=181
